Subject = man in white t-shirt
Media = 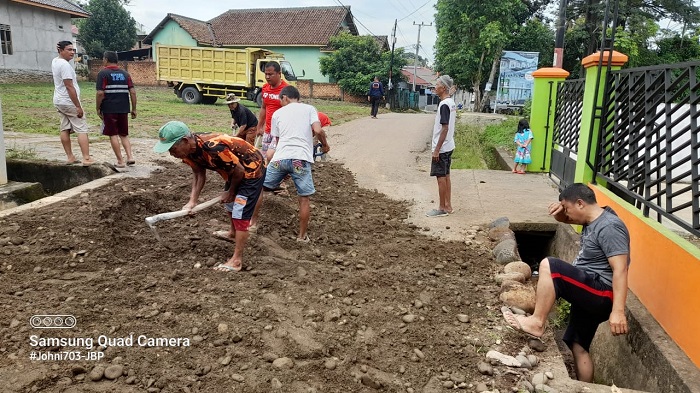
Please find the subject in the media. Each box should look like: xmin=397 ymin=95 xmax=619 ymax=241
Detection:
xmin=426 ymin=75 xmax=456 ymax=218
xmin=52 ymin=40 xmax=93 ymax=166
xmin=257 ymin=85 xmax=330 ymax=242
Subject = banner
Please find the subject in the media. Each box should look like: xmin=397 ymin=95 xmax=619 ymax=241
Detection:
xmin=495 ymin=51 xmax=539 ymax=110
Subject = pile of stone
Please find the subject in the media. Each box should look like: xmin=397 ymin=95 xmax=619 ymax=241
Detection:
xmin=488 ymin=217 xmax=535 ymax=313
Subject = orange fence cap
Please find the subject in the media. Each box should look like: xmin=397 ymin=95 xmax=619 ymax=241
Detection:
xmin=582 ymin=51 xmax=629 ymax=68
xmin=532 ymin=67 xmax=570 ymax=78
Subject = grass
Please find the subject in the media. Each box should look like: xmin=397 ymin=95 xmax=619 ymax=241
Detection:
xmin=0 ymin=83 xmax=373 ymax=139
xmin=5 ymin=144 xmax=38 ymax=160
xmin=452 ymin=115 xmax=520 ymax=170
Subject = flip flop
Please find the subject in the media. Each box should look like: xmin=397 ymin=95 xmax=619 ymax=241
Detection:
xmin=212 ymin=230 xmax=234 ymax=243
xmin=114 ymin=162 xmax=126 ymax=168
xmin=213 ymin=263 xmax=242 ymax=272
xmin=126 ymin=160 xmax=136 ymax=166
xmin=501 ymin=306 xmax=543 ymax=340
xmin=81 ymin=159 xmax=95 ymax=167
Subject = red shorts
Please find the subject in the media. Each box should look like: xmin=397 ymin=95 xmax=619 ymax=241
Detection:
xmin=102 ymin=113 xmax=129 ymax=136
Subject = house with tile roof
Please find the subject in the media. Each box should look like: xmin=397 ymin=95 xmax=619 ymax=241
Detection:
xmin=0 ymin=0 xmax=89 ymax=81
xmin=143 ymin=6 xmax=361 ymax=83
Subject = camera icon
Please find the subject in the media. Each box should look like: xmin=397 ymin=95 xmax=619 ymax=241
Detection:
xmin=30 ymin=315 xmax=77 ymax=329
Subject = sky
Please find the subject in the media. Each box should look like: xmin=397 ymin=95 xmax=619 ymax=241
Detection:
xmin=126 ymin=0 xmax=439 ymax=64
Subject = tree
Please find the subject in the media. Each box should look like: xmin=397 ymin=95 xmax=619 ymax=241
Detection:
xmin=402 ymin=51 xmax=430 ymax=68
xmin=76 ymin=0 xmax=137 ymax=58
xmin=434 ymin=0 xmax=529 ymax=111
xmin=319 ymin=32 xmax=407 ymax=96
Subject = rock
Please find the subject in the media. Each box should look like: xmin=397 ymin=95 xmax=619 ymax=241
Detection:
xmin=486 ymin=350 xmax=521 ymax=367
xmin=476 ymin=382 xmax=489 ymax=392
xmin=272 ymin=357 xmax=294 ymax=369
xmin=413 ymin=348 xmax=425 ymax=359
xmin=504 ymin=261 xmax=532 ymax=280
xmin=103 ymin=364 xmax=123 ymax=380
xmin=511 ymin=307 xmax=527 ymax=315
xmin=500 ymin=280 xmax=526 ymax=293
xmin=217 ymin=323 xmax=229 ymax=334
xmin=271 ymin=378 xmax=283 ymax=389
xmin=71 ymin=365 xmax=87 ymax=376
xmin=488 ymin=226 xmax=516 ymax=242
xmin=516 ymin=355 xmax=532 ymax=368
xmin=9 ymin=319 xmax=20 ymax=328
xmin=499 ymin=286 xmax=536 ymax=314
xmin=495 ymin=272 xmax=526 ymax=284
xmin=528 ymin=339 xmax=546 ymax=352
xmin=493 ymin=239 xmax=519 ymax=264
xmin=442 ymin=380 xmax=454 ymax=388
xmin=532 ymin=373 xmax=547 ymax=386
xmin=477 ymin=361 xmax=493 ymax=376
xmin=220 ymin=355 xmax=232 ymax=365
xmin=297 ymin=267 xmax=307 ymax=277
xmin=545 ymin=371 xmax=554 ymax=380
xmin=489 ymin=217 xmax=510 ymax=229
xmin=402 ymin=314 xmax=416 ymax=323
xmin=125 ymin=376 xmax=136 ymax=384
xmin=324 ymin=358 xmax=337 ymax=370
xmin=232 ymin=374 xmax=244 ymax=382
xmin=89 ymin=365 xmax=105 ymax=381
xmin=520 ymin=380 xmax=534 ymax=392
xmin=456 ymin=314 xmax=470 ymax=323
xmin=535 ymin=384 xmax=558 ymax=393
xmin=33 ymin=266 xmax=42 ymax=273
xmin=527 ymin=354 xmax=538 ymax=367
xmin=231 ymin=334 xmax=243 ymax=343
xmin=324 ymin=308 xmax=341 ymax=322
xmin=360 ymin=374 xmax=382 ymax=389
xmin=263 ymin=352 xmax=279 ymax=362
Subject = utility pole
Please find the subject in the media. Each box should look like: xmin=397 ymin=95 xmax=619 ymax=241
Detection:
xmin=553 ymin=0 xmax=568 ymax=68
xmin=388 ymin=19 xmax=397 ymax=90
xmin=412 ymin=21 xmax=432 ymax=92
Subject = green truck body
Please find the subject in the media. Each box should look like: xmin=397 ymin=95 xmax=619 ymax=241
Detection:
xmin=156 ymin=44 xmax=299 ymax=105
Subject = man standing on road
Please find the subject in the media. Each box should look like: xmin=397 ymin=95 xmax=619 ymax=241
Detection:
xmin=255 ymin=86 xmax=330 ymax=242
xmin=96 ymin=51 xmax=137 ymax=168
xmin=256 ymin=61 xmax=289 ymax=162
xmin=367 ymin=76 xmax=384 ymax=119
xmin=426 ymin=75 xmax=456 ymax=217
xmin=501 ymin=183 xmax=630 ymax=382
xmin=225 ymin=93 xmax=258 ymax=145
xmin=52 ymin=40 xmax=93 ymax=166
xmin=153 ymin=121 xmax=266 ymax=272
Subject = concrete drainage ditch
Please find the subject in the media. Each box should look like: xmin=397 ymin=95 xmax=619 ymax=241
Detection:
xmin=0 ymin=159 xmax=114 ymax=210
xmin=485 ymin=216 xmax=699 ymax=393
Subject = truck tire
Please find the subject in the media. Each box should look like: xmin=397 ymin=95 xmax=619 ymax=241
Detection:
xmin=181 ymin=86 xmax=202 ymax=104
xmin=256 ymin=92 xmax=263 ymax=108
xmin=202 ymin=96 xmax=218 ymax=104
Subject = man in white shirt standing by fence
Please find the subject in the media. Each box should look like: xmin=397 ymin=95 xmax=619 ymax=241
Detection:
xmin=52 ymin=40 xmax=93 ymax=166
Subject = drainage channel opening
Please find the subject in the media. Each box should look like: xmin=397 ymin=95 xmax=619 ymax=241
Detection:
xmin=1 ymin=160 xmax=112 ymax=210
xmin=512 ymin=229 xmax=556 ymax=273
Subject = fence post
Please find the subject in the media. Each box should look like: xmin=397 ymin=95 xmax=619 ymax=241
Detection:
xmin=530 ymin=68 xmax=569 ymax=173
xmin=575 ymin=51 xmax=628 ymax=184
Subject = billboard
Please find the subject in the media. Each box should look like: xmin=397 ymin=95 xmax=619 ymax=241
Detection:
xmin=494 ymin=51 xmax=539 ymax=110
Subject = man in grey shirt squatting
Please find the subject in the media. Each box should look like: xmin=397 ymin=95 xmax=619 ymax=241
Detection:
xmin=501 ymin=183 xmax=630 ymax=382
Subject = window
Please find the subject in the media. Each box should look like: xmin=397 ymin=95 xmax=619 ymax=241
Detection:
xmin=1 ymin=24 xmax=12 ymax=55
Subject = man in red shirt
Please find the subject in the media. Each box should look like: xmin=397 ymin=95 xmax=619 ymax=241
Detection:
xmin=315 ymin=112 xmax=331 ymax=161
xmin=256 ymin=61 xmax=289 ymax=162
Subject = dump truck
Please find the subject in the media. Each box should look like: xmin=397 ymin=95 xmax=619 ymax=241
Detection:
xmin=155 ymin=44 xmax=301 ymax=106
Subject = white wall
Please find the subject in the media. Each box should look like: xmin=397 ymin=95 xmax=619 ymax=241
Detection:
xmin=0 ymin=0 xmax=74 ymax=72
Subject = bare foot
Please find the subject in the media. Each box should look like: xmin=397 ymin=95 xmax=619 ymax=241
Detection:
xmin=212 ymin=230 xmax=235 ymax=243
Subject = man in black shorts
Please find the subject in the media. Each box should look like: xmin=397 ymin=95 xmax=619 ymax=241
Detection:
xmin=96 ymin=51 xmax=137 ymax=167
xmin=501 ymin=183 xmax=630 ymax=382
xmin=426 ymin=75 xmax=456 ymax=217
xmin=153 ymin=121 xmax=266 ymax=273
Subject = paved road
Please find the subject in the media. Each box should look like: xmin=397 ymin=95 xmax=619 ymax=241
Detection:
xmin=328 ymin=112 xmax=561 ymax=241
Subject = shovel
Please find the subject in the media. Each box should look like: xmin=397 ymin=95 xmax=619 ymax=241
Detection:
xmin=145 ymin=196 xmax=221 ymax=242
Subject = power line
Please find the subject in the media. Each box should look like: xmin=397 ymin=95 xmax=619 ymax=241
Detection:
xmin=333 ymin=0 xmax=377 ymax=37
xmin=398 ymin=0 xmax=434 ymax=22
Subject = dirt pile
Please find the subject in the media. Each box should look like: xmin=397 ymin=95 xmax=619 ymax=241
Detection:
xmin=0 ymin=162 xmax=545 ymax=392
